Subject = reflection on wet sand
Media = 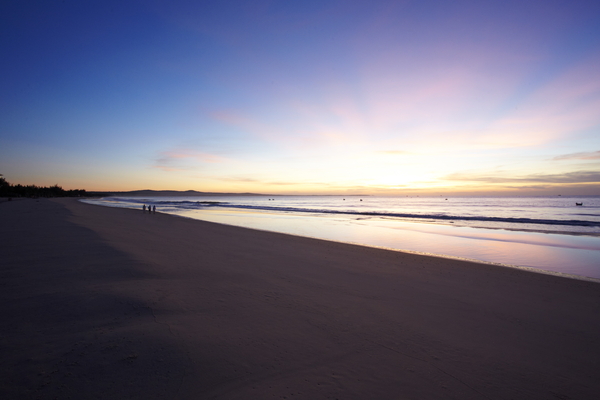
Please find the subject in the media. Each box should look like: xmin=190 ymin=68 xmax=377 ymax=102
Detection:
xmin=172 ymin=208 xmax=600 ymax=281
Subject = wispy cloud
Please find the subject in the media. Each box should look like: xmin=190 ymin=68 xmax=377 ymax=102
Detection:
xmin=220 ymin=176 xmax=334 ymax=187
xmin=154 ymin=149 xmax=226 ymax=172
xmin=444 ymin=170 xmax=600 ymax=184
xmin=504 ymin=185 xmax=551 ymax=190
xmin=218 ymin=176 xmax=261 ymax=183
xmin=552 ymin=151 xmax=600 ymax=161
xmin=209 ymin=110 xmax=254 ymax=127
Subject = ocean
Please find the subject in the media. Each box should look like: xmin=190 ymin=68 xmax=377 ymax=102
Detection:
xmin=83 ymin=195 xmax=600 ymax=281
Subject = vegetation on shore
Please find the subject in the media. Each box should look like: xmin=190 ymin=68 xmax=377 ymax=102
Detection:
xmin=0 ymin=175 xmax=87 ymax=198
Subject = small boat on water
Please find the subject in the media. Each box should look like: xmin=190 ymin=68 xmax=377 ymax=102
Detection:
xmin=576 ymin=202 xmax=583 ymax=206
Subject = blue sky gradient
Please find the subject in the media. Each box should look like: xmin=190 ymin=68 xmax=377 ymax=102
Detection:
xmin=1 ymin=0 xmax=599 ymax=194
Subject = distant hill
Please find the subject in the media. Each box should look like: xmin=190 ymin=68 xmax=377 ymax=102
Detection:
xmin=90 ymin=190 xmax=267 ymax=197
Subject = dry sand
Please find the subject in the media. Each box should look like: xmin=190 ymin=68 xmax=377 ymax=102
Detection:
xmin=1 ymin=198 xmax=599 ymax=399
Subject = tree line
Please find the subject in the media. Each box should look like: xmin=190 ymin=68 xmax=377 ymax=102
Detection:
xmin=0 ymin=175 xmax=87 ymax=198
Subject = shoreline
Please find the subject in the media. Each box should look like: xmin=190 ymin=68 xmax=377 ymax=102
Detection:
xmin=2 ymin=198 xmax=600 ymax=399
xmin=81 ymin=195 xmax=600 ymax=236
xmin=130 ymin=203 xmax=600 ymax=281
xmin=146 ymin=205 xmax=600 ymax=285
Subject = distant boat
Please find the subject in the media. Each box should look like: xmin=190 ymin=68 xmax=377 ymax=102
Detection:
xmin=576 ymin=202 xmax=583 ymax=206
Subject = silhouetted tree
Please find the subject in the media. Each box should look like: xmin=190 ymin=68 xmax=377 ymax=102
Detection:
xmin=0 ymin=176 xmax=87 ymax=198
xmin=0 ymin=175 xmax=11 ymax=197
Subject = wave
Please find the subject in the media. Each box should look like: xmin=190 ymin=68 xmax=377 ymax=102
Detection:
xmin=122 ymin=199 xmax=600 ymax=228
xmin=233 ymin=205 xmax=600 ymax=227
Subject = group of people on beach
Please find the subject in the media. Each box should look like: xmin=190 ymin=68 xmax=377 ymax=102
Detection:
xmin=143 ymin=204 xmax=156 ymax=213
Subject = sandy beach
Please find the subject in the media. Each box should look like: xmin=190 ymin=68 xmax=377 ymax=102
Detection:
xmin=1 ymin=198 xmax=600 ymax=399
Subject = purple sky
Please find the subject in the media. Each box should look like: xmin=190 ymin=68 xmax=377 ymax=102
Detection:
xmin=1 ymin=0 xmax=599 ymax=194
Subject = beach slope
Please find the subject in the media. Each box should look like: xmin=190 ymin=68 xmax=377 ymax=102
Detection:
xmin=1 ymin=198 xmax=599 ymax=399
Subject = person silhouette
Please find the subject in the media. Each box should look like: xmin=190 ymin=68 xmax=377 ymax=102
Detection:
xmin=143 ymin=204 xmax=146 ymax=212
xmin=153 ymin=205 xmax=156 ymax=213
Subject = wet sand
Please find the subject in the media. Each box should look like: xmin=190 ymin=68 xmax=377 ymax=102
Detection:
xmin=1 ymin=198 xmax=599 ymax=399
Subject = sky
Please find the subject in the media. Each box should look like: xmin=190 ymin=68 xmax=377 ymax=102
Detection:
xmin=1 ymin=0 xmax=599 ymax=195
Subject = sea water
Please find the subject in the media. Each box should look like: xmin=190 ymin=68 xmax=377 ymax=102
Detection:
xmin=83 ymin=195 xmax=600 ymax=280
